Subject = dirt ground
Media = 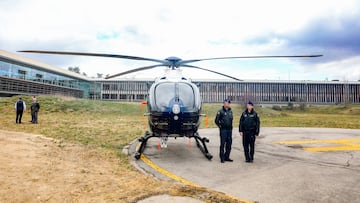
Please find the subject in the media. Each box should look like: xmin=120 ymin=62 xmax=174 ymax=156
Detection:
xmin=0 ymin=129 xmax=247 ymax=203
xmin=0 ymin=130 xmax=162 ymax=202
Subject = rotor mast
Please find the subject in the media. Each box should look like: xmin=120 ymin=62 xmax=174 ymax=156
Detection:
xmin=165 ymin=56 xmax=182 ymax=70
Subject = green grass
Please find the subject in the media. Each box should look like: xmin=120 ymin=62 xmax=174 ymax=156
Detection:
xmin=1 ymin=96 xmax=148 ymax=150
xmin=1 ymin=95 xmax=359 ymax=202
xmin=2 ymin=96 xmax=359 ymax=148
xmin=202 ymin=103 xmax=360 ymax=129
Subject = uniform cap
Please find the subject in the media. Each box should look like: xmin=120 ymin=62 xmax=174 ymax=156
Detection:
xmin=224 ymin=98 xmax=231 ymax=103
xmin=247 ymin=100 xmax=254 ymax=106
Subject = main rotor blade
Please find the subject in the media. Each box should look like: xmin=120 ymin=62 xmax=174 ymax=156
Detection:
xmin=105 ymin=64 xmax=165 ymax=79
xmin=182 ymin=65 xmax=242 ymax=81
xmin=180 ymin=54 xmax=323 ymax=65
xmin=18 ymin=50 xmax=166 ymax=64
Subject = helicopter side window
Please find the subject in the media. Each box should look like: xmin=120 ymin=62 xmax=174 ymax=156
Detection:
xmin=155 ymin=82 xmax=195 ymax=112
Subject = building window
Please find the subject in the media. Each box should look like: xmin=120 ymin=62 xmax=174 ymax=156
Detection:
xmin=137 ymin=94 xmax=145 ymax=100
xmin=110 ymin=84 xmax=118 ymax=90
xmin=119 ymin=94 xmax=127 ymax=99
xmin=18 ymin=70 xmax=26 ymax=79
xmin=102 ymin=94 xmax=110 ymax=99
xmin=110 ymin=94 xmax=117 ymax=99
xmin=103 ymin=84 xmax=110 ymax=90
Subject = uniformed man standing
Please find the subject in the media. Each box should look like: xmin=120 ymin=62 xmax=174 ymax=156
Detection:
xmin=31 ymin=96 xmax=40 ymax=124
xmin=239 ymin=100 xmax=260 ymax=163
xmin=14 ymin=97 xmax=26 ymax=124
xmin=215 ymin=98 xmax=234 ymax=163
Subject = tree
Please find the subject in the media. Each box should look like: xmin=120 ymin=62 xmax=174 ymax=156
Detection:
xmin=97 ymin=73 xmax=103 ymax=78
xmin=68 ymin=66 xmax=80 ymax=74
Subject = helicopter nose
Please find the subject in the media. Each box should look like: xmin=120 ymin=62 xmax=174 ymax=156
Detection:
xmin=172 ymin=104 xmax=181 ymax=114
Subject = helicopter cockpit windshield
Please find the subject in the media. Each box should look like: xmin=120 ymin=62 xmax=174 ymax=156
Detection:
xmin=155 ymin=82 xmax=195 ymax=112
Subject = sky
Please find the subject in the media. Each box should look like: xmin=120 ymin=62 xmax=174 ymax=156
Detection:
xmin=0 ymin=0 xmax=359 ymax=81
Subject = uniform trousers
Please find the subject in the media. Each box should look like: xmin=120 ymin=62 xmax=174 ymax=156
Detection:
xmin=16 ymin=110 xmax=23 ymax=123
xmin=219 ymin=128 xmax=232 ymax=161
xmin=243 ymin=130 xmax=256 ymax=161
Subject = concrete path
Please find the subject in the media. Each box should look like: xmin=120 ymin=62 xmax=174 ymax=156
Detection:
xmin=131 ymin=127 xmax=360 ymax=203
xmin=138 ymin=195 xmax=204 ymax=203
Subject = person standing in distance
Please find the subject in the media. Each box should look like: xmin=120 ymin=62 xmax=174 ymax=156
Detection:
xmin=31 ymin=96 xmax=40 ymax=124
xmin=239 ymin=100 xmax=260 ymax=163
xmin=14 ymin=97 xmax=26 ymax=124
xmin=215 ymin=98 xmax=234 ymax=163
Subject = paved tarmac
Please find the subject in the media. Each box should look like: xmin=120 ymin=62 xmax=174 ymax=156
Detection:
xmin=130 ymin=127 xmax=360 ymax=203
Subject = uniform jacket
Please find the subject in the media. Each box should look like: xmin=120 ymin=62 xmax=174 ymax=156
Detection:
xmin=239 ymin=109 xmax=260 ymax=135
xmin=215 ymin=106 xmax=233 ymax=130
xmin=31 ymin=102 xmax=40 ymax=112
xmin=14 ymin=100 xmax=26 ymax=111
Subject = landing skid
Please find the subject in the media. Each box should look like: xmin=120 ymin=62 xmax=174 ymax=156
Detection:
xmin=193 ymin=132 xmax=213 ymax=160
xmin=134 ymin=131 xmax=155 ymax=160
xmin=134 ymin=131 xmax=213 ymax=160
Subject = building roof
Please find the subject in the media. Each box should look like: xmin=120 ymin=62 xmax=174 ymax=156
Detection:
xmin=95 ymin=77 xmax=360 ymax=84
xmin=192 ymin=78 xmax=360 ymax=84
xmin=0 ymin=50 xmax=90 ymax=81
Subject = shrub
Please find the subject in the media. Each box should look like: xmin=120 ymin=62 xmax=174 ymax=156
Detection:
xmin=287 ymin=102 xmax=294 ymax=110
xmin=299 ymin=103 xmax=306 ymax=111
xmin=272 ymin=105 xmax=282 ymax=111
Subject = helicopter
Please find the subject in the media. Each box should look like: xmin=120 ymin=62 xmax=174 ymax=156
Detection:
xmin=19 ymin=50 xmax=322 ymax=160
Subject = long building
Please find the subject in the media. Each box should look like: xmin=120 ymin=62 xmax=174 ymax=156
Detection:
xmin=98 ymin=79 xmax=360 ymax=104
xmin=1 ymin=50 xmax=359 ymax=104
xmin=0 ymin=50 xmax=99 ymax=98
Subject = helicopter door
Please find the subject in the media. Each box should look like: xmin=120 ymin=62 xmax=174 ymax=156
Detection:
xmin=154 ymin=82 xmax=195 ymax=112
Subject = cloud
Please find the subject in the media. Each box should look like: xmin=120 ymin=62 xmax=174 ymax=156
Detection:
xmin=244 ymin=13 xmax=360 ymax=61
xmin=1 ymin=0 xmax=360 ymax=81
xmin=287 ymin=15 xmax=360 ymax=61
